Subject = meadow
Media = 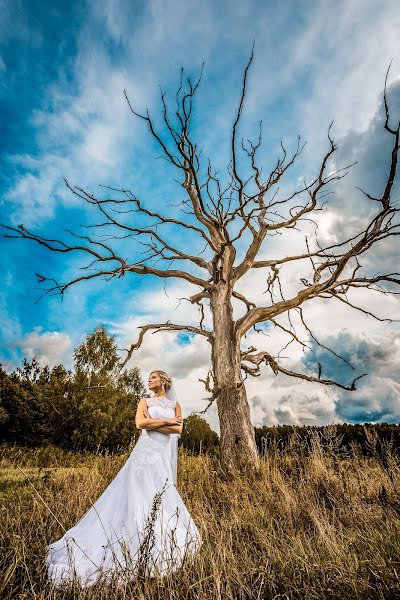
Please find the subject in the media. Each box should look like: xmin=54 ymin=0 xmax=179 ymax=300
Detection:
xmin=1 ymin=428 xmax=399 ymax=599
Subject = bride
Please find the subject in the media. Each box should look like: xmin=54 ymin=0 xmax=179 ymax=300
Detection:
xmin=46 ymin=370 xmax=202 ymax=587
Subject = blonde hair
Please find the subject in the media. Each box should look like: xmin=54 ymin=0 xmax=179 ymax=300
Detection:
xmin=150 ymin=370 xmax=172 ymax=393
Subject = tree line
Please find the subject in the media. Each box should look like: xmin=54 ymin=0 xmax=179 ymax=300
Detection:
xmin=0 ymin=325 xmax=219 ymax=454
xmin=1 ymin=325 xmax=398 ymax=457
xmin=254 ymin=423 xmax=400 ymax=458
xmin=0 ymin=326 xmax=146 ymax=451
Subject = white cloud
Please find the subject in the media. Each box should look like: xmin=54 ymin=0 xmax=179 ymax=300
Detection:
xmin=290 ymin=0 xmax=400 ymax=144
xmin=19 ymin=327 xmax=72 ymax=368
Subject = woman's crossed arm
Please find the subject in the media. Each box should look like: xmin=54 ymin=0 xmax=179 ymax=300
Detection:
xmin=135 ymin=399 xmax=183 ymax=435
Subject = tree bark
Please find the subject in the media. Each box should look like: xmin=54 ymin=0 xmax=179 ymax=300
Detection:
xmin=211 ymin=283 xmax=259 ymax=472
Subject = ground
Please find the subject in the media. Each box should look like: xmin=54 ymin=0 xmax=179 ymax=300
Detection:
xmin=1 ymin=437 xmax=399 ymax=599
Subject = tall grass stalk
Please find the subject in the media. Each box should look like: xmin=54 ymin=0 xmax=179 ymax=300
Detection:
xmin=1 ymin=431 xmax=399 ymax=599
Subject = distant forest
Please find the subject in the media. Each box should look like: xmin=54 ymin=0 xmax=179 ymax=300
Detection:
xmin=1 ymin=326 xmax=399 ymax=457
xmin=253 ymin=423 xmax=400 ymax=459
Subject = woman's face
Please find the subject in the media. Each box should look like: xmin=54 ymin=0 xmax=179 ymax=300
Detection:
xmin=148 ymin=371 xmax=164 ymax=393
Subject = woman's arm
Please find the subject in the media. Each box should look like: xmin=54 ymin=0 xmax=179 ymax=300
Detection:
xmin=156 ymin=418 xmax=183 ymax=435
xmin=157 ymin=403 xmax=183 ymax=435
xmin=156 ymin=425 xmax=181 ymax=434
xmin=135 ymin=399 xmax=171 ymax=430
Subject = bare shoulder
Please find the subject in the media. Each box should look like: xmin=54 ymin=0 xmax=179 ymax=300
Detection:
xmin=175 ymin=401 xmax=182 ymax=414
xmin=137 ymin=398 xmax=148 ymax=408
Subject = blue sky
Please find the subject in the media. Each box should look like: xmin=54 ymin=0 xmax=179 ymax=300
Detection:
xmin=1 ymin=0 xmax=400 ymax=432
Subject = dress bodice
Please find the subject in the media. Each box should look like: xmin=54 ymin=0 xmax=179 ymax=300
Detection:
xmin=146 ymin=396 xmax=176 ymax=420
xmin=140 ymin=396 xmax=179 ymax=448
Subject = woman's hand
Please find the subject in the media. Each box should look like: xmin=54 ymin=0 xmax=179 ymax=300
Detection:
xmin=168 ymin=415 xmax=183 ymax=426
xmin=155 ymin=415 xmax=183 ymax=435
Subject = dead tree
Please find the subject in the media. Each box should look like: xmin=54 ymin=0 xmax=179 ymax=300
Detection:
xmin=2 ymin=50 xmax=400 ymax=472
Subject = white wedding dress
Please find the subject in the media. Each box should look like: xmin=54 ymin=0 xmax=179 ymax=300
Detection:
xmin=46 ymin=395 xmax=201 ymax=587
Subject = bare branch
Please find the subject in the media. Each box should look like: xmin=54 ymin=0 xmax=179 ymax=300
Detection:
xmin=241 ymin=348 xmax=367 ymax=390
xmin=119 ymin=321 xmax=214 ymax=369
xmin=62 ymin=180 xmax=213 ymax=274
xmin=96 ymin=183 xmax=216 ymax=248
xmin=235 ymin=79 xmax=400 ymax=340
xmin=230 ymin=40 xmax=257 ymax=236
xmin=232 ymin=121 xmax=346 ymax=283
xmin=0 ymin=223 xmax=214 ymax=300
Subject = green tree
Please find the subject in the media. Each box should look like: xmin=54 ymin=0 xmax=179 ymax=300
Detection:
xmin=180 ymin=413 xmax=219 ymax=455
xmin=69 ymin=325 xmax=147 ymax=451
xmin=0 ymin=326 xmax=148 ymax=452
xmin=0 ymin=358 xmax=55 ymax=446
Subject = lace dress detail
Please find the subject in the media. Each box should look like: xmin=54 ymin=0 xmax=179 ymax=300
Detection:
xmin=146 ymin=395 xmax=176 ymax=411
xmin=45 ymin=393 xmax=201 ymax=587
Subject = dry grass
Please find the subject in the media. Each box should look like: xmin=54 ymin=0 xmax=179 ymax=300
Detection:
xmin=1 ymin=430 xmax=400 ymax=599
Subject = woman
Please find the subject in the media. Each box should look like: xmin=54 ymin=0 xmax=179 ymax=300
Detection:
xmin=46 ymin=370 xmax=202 ymax=588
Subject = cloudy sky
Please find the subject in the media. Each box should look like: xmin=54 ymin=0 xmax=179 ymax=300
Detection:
xmin=1 ymin=0 xmax=399 ymax=434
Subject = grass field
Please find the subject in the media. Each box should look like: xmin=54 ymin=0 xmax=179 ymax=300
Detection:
xmin=1 ymin=429 xmax=400 ymax=599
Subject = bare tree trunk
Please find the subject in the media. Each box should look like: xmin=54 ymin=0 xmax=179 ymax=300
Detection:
xmin=211 ymin=285 xmax=259 ymax=472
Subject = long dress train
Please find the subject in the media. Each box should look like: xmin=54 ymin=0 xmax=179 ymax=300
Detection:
xmin=45 ymin=395 xmax=201 ymax=587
